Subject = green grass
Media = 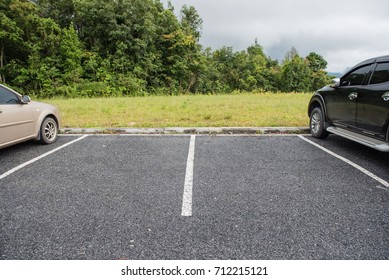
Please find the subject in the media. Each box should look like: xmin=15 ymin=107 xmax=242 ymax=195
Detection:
xmin=40 ymin=93 xmax=312 ymax=128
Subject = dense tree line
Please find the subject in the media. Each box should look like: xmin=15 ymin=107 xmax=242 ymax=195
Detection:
xmin=0 ymin=0 xmax=331 ymax=97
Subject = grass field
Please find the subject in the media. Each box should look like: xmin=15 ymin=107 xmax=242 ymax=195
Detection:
xmin=41 ymin=93 xmax=312 ymax=128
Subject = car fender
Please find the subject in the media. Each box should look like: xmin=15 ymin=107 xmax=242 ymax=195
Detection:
xmin=308 ymin=93 xmax=327 ymax=120
xmin=30 ymin=102 xmax=60 ymax=140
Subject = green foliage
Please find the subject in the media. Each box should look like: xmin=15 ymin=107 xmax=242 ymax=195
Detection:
xmin=281 ymin=55 xmax=312 ymax=92
xmin=306 ymin=52 xmax=327 ymax=72
xmin=1 ymin=0 xmax=332 ymax=97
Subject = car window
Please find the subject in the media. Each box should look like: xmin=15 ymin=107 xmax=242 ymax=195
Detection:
xmin=0 ymin=86 xmax=19 ymax=104
xmin=369 ymin=62 xmax=389 ymax=85
xmin=340 ymin=65 xmax=372 ymax=86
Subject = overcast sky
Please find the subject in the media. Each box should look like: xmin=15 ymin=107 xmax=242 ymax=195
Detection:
xmin=160 ymin=0 xmax=389 ymax=73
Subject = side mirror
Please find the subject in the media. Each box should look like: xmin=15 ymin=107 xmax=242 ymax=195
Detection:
xmin=21 ymin=95 xmax=31 ymax=104
xmin=330 ymin=78 xmax=340 ymax=88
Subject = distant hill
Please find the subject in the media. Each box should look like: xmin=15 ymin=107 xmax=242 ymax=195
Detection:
xmin=327 ymin=72 xmax=342 ymax=78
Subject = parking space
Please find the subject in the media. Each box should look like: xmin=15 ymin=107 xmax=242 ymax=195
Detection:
xmin=306 ymin=135 xmax=389 ymax=183
xmin=0 ymin=136 xmax=80 ymax=175
xmin=0 ymin=135 xmax=388 ymax=260
xmin=192 ymin=136 xmax=388 ymax=259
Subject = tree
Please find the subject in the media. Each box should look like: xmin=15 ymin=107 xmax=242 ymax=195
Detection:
xmin=246 ymin=41 xmax=269 ymax=90
xmin=306 ymin=52 xmax=330 ymax=90
xmin=73 ymin=0 xmax=165 ymax=89
xmin=0 ymin=0 xmax=333 ymax=96
xmin=306 ymin=52 xmax=327 ymax=72
xmin=0 ymin=12 xmax=23 ymax=83
xmin=283 ymin=46 xmax=299 ymax=63
xmin=34 ymin=0 xmax=75 ymax=28
xmin=180 ymin=5 xmax=203 ymax=41
xmin=280 ymin=49 xmax=330 ymax=92
xmin=281 ymin=55 xmax=312 ymax=92
xmin=59 ymin=25 xmax=83 ymax=84
xmin=0 ymin=0 xmax=36 ymax=84
xmin=157 ymin=4 xmax=204 ymax=93
xmin=195 ymin=47 xmax=225 ymax=93
xmin=73 ymin=0 xmax=116 ymax=52
xmin=3 ymin=0 xmax=84 ymax=95
xmin=212 ymin=46 xmax=238 ymax=92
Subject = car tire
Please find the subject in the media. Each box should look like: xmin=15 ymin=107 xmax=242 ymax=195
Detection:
xmin=40 ymin=117 xmax=58 ymax=144
xmin=310 ymin=107 xmax=329 ymax=139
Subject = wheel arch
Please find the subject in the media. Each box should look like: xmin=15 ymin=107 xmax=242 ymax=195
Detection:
xmin=36 ymin=114 xmax=59 ymax=141
xmin=308 ymin=95 xmax=327 ymax=121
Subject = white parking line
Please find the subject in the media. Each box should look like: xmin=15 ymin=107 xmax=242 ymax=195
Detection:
xmin=181 ymin=135 xmax=196 ymax=216
xmin=298 ymin=135 xmax=389 ymax=189
xmin=0 ymin=135 xmax=88 ymax=181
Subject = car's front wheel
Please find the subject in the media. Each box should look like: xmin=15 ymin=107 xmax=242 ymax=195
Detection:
xmin=310 ymin=107 xmax=329 ymax=139
xmin=40 ymin=117 xmax=58 ymax=144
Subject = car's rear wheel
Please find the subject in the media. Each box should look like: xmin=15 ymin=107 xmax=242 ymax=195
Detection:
xmin=40 ymin=117 xmax=58 ymax=144
xmin=310 ymin=107 xmax=329 ymax=139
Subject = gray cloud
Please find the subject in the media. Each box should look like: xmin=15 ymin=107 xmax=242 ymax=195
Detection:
xmin=161 ymin=0 xmax=389 ymax=72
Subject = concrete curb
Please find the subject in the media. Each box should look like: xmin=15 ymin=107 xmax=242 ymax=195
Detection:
xmin=60 ymin=127 xmax=310 ymax=135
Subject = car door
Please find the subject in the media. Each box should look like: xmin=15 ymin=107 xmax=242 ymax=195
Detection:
xmin=0 ymin=86 xmax=34 ymax=146
xmin=356 ymin=62 xmax=389 ymax=138
xmin=326 ymin=64 xmax=373 ymax=129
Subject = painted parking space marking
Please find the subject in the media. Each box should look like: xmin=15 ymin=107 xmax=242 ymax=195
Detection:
xmin=1 ymin=135 xmax=388 ymax=260
xmin=0 ymin=135 xmax=88 ymax=181
xmin=298 ymin=135 xmax=389 ymax=189
xmin=181 ymin=135 xmax=196 ymax=216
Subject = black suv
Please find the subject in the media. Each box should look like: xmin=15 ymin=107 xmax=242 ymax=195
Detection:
xmin=308 ymin=55 xmax=389 ymax=152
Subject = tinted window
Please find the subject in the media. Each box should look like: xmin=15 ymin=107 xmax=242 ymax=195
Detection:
xmin=0 ymin=86 xmax=19 ymax=104
xmin=369 ymin=63 xmax=389 ymax=85
xmin=341 ymin=65 xmax=372 ymax=86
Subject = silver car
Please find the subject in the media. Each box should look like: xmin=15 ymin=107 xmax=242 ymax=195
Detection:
xmin=0 ymin=84 xmax=61 ymax=149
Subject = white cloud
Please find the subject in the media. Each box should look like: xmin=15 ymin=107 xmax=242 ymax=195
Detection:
xmin=161 ymin=0 xmax=389 ymax=72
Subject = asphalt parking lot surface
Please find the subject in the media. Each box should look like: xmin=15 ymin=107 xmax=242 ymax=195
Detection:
xmin=0 ymin=134 xmax=388 ymax=260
